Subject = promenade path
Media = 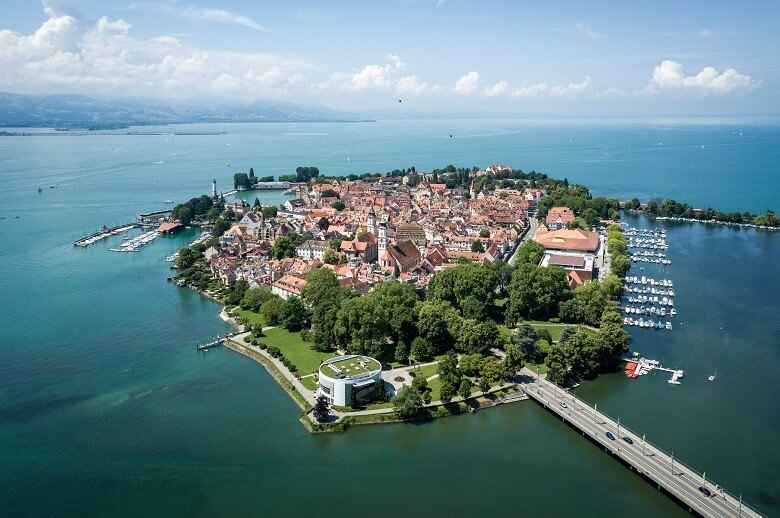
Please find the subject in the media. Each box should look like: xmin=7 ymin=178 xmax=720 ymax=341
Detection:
xmin=518 ymin=368 xmax=762 ymax=518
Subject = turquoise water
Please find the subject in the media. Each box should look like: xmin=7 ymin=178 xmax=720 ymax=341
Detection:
xmin=0 ymin=120 xmax=778 ymax=516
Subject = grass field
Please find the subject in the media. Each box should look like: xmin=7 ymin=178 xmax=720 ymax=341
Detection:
xmin=233 ymin=308 xmax=265 ymax=329
xmin=408 ymin=363 xmax=440 ymax=380
xmin=262 ymin=327 xmax=335 ymax=375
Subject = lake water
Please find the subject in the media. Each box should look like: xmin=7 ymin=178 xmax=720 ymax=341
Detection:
xmin=0 ymin=120 xmax=778 ymax=516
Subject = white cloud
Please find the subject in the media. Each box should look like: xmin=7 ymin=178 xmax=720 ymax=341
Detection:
xmin=483 ymin=80 xmax=509 ymax=97
xmin=696 ymin=28 xmax=712 ymax=38
xmin=396 ymin=75 xmax=428 ymax=95
xmin=574 ymin=22 xmax=602 ymax=40
xmin=647 ymin=60 xmax=760 ymax=95
xmin=320 ymin=55 xmax=413 ymax=92
xmin=0 ymin=6 xmax=310 ymax=99
xmin=128 ymin=2 xmax=265 ymax=31
xmin=550 ymin=77 xmax=592 ymax=96
xmin=454 ymin=71 xmax=481 ymax=95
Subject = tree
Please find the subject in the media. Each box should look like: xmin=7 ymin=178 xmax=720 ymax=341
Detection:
xmin=470 ymin=240 xmax=484 ymax=253
xmin=253 ymin=197 xmax=261 ymax=209
xmin=457 ymin=319 xmax=500 ymax=354
xmin=301 ymin=268 xmax=340 ymax=307
xmin=479 ymin=357 xmax=504 ymax=384
xmin=458 ymin=353 xmax=484 ymax=377
xmin=240 ymin=286 xmax=274 ymax=312
xmin=415 ymin=301 xmax=454 ymax=354
xmin=262 ymin=205 xmax=278 ymax=219
xmin=317 ymin=217 xmax=330 ymax=230
xmin=410 ymin=337 xmax=434 ymax=362
xmin=176 ymin=246 xmax=197 ymax=269
xmin=412 ymin=374 xmax=432 ymax=404
xmin=478 ymin=377 xmax=491 ymax=394
xmin=260 ymin=297 xmax=285 ymax=326
xmin=545 ymin=344 xmax=571 ymax=385
xmin=503 ymin=343 xmax=525 ymax=373
xmin=458 ymin=379 xmax=472 ymax=401
xmin=394 ymin=341 xmax=409 ymax=364
xmin=233 ymin=172 xmax=252 ymax=190
xmin=322 ymin=247 xmax=338 ymax=265
xmin=312 ymin=395 xmax=330 ymax=422
xmin=331 ymin=201 xmax=345 ymax=211
xmin=437 ymin=351 xmax=461 ymax=403
xmin=601 ymin=274 xmax=624 ymax=299
xmin=393 ymin=385 xmax=423 ymax=420
xmin=426 ymin=263 xmax=498 ymax=318
xmin=479 ymin=228 xmax=490 ymax=238
xmin=279 ymin=296 xmax=310 ymax=332
xmin=505 ymin=263 xmax=571 ymax=324
xmin=513 ymin=240 xmax=545 ymax=266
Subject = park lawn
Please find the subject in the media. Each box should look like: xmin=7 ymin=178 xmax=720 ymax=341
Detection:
xmin=233 ymin=308 xmax=265 ymax=328
xmin=262 ymin=327 xmax=335 ymax=375
xmin=299 ymin=375 xmax=318 ymax=391
xmin=427 ymin=376 xmax=442 ymax=402
xmin=408 ymin=363 xmax=439 ymax=380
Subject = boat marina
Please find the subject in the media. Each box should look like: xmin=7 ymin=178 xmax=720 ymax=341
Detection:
xmin=109 ymin=229 xmax=160 ymax=253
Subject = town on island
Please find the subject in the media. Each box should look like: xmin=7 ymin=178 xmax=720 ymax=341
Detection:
xmin=71 ymin=163 xmax=770 ymax=516
xmin=136 ymin=163 xmax=775 ymax=433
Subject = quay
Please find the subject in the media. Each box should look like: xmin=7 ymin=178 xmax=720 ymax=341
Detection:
xmin=74 ymin=223 xmax=138 ymax=247
xmin=518 ymin=369 xmax=761 ymax=518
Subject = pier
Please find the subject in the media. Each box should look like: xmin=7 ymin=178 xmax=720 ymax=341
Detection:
xmin=74 ymin=223 xmax=138 ymax=247
xmin=519 ymin=369 xmax=761 ymax=517
xmin=196 ymin=337 xmax=225 ymax=351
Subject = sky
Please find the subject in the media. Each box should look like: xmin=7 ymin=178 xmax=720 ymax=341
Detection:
xmin=1 ymin=0 xmax=778 ymax=117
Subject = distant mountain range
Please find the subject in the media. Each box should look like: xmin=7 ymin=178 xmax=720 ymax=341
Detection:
xmin=0 ymin=93 xmax=372 ymax=129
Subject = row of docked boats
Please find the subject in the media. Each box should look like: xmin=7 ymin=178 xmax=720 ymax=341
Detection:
xmin=625 ymin=294 xmax=674 ymax=306
xmin=624 ymin=227 xmax=666 ymax=238
xmin=624 ymin=275 xmax=673 ymax=287
xmin=110 ymin=230 xmax=159 ymax=253
xmin=628 ymin=237 xmax=668 ymax=250
xmin=74 ymin=224 xmax=137 ymax=247
xmin=625 ymin=285 xmax=674 ymax=296
xmin=623 ymin=317 xmax=673 ymax=330
xmin=624 ymin=305 xmax=676 ymax=317
xmin=630 ymin=255 xmax=671 ymax=265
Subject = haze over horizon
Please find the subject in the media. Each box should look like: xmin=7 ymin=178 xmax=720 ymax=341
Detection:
xmin=1 ymin=0 xmax=778 ymax=117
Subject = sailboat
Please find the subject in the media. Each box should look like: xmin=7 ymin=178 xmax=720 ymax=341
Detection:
xmin=708 ymin=373 xmax=717 ymax=382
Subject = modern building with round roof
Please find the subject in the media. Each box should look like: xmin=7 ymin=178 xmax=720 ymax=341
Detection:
xmin=317 ymin=355 xmax=382 ymax=407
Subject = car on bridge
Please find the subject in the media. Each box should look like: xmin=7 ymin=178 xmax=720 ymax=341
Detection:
xmin=559 ymin=401 xmax=567 ymax=408
xmin=698 ymin=486 xmax=712 ymax=497
xmin=605 ymin=431 xmax=616 ymax=441
xmin=622 ymin=436 xmax=634 ymax=444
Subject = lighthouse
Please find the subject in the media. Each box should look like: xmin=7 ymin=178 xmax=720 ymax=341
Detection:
xmin=211 ymin=179 xmax=217 ymax=199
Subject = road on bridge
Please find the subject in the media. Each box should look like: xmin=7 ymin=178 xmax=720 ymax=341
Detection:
xmin=519 ymin=369 xmax=761 ymax=518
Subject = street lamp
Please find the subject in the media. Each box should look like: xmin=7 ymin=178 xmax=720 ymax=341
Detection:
xmin=641 ymin=433 xmax=646 ymax=456
xmin=671 ymin=451 xmax=675 ymax=475
xmin=593 ymin=402 xmax=597 ymax=424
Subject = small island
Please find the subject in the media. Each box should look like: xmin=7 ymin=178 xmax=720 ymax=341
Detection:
xmin=168 ymin=164 xmax=643 ymax=432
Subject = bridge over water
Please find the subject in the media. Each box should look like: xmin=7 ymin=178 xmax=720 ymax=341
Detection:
xmin=518 ymin=369 xmax=762 ymax=517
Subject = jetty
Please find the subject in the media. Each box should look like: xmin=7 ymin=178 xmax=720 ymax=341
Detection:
xmin=196 ymin=336 xmax=225 ymax=351
xmin=623 ymin=357 xmax=684 ymax=384
xmin=519 ymin=369 xmax=760 ymax=517
xmin=74 ymin=223 xmax=138 ymax=247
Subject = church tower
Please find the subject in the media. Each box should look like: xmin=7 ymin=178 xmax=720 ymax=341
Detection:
xmin=378 ymin=221 xmax=387 ymax=263
xmin=367 ymin=207 xmax=377 ymax=235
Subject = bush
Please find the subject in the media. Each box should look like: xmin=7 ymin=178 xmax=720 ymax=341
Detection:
xmin=549 ymin=317 xmax=561 ymax=323
xmin=243 ymin=336 xmax=252 ymax=344
xmin=300 ymin=329 xmax=313 ymax=342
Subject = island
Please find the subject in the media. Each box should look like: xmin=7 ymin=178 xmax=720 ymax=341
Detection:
xmin=170 ymin=164 xmax=634 ymax=431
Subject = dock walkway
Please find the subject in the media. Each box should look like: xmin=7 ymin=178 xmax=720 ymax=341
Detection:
xmin=518 ymin=369 xmax=761 ymax=518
